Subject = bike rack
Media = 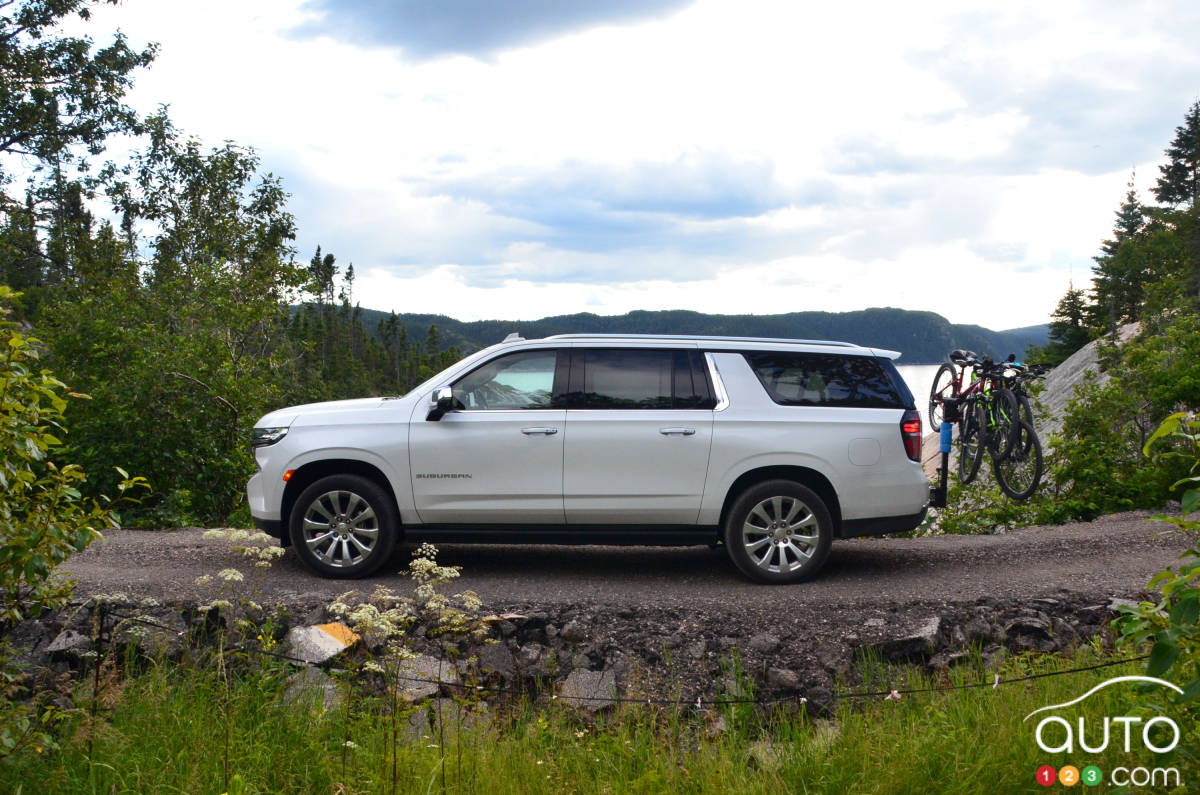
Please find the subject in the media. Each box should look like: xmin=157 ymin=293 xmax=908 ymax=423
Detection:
xmin=928 ymin=397 xmax=961 ymax=509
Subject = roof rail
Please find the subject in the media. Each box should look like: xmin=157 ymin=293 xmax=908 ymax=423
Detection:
xmin=544 ymin=333 xmax=858 ymax=347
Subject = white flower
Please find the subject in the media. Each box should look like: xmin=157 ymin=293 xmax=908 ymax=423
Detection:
xmin=217 ymin=568 xmax=244 ymax=583
xmin=194 ymin=575 xmax=213 ymax=586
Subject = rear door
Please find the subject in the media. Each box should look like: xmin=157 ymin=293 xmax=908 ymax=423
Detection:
xmin=563 ymin=347 xmax=714 ymax=525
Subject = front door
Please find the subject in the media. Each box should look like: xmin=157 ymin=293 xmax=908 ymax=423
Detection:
xmin=408 ymin=348 xmax=566 ymax=524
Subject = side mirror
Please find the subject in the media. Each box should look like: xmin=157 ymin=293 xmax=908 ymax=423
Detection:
xmin=426 ymin=385 xmax=455 ymax=421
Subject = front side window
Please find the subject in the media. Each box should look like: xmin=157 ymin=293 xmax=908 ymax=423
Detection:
xmin=453 ymin=350 xmax=557 ymax=410
xmin=744 ymin=352 xmax=906 ymax=409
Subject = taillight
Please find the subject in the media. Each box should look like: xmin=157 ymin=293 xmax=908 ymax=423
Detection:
xmin=901 ymin=409 xmax=922 ymax=462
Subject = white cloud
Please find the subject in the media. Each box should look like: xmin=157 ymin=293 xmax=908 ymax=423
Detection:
xmin=71 ymin=0 xmax=1200 ymax=332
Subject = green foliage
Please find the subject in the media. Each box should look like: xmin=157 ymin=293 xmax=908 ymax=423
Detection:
xmin=0 ymin=286 xmax=144 ymax=632
xmin=1028 ymin=285 xmax=1091 ymax=366
xmin=0 ymin=0 xmax=155 ymax=308
xmin=0 ymin=285 xmax=145 ymax=761
xmin=1116 ymin=412 xmax=1200 ymax=752
xmin=42 ymin=112 xmax=308 ymax=523
xmin=1153 ymin=100 xmax=1200 ymax=207
xmin=0 ymin=648 xmax=1169 ymax=793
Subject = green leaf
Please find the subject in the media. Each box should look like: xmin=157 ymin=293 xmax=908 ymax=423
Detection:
xmin=1176 ymin=677 xmax=1200 ymax=704
xmin=1182 ymin=488 xmax=1200 ymax=517
xmin=1146 ymin=639 xmax=1180 ymax=677
xmin=1168 ymin=592 xmax=1200 ymax=626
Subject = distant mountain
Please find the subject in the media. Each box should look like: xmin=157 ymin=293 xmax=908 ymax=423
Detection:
xmin=350 ymin=306 xmax=1048 ymax=364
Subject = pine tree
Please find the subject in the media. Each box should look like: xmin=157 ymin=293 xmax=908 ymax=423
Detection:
xmin=1153 ymin=101 xmax=1200 ymax=207
xmin=1041 ymin=285 xmax=1091 ymax=365
xmin=1099 ymin=173 xmax=1144 ymax=257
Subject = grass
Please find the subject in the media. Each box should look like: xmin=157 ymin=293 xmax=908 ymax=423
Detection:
xmin=1 ymin=645 xmax=1195 ymax=794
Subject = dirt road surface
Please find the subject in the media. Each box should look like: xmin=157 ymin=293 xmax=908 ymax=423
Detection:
xmin=63 ymin=510 xmax=1188 ymax=612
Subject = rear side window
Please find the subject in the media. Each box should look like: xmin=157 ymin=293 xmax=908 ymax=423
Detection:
xmin=743 ymin=352 xmax=908 ymax=409
xmin=569 ymin=349 xmax=714 ymax=410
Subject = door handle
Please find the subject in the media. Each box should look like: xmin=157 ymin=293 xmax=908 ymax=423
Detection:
xmin=521 ymin=427 xmax=559 ymax=435
xmin=659 ymin=427 xmax=696 ymax=436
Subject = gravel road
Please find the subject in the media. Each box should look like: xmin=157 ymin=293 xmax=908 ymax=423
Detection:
xmin=63 ymin=510 xmax=1188 ymax=611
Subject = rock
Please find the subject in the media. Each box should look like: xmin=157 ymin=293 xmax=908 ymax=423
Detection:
xmin=862 ymin=616 xmax=942 ymax=663
xmin=1003 ymin=613 xmax=1055 ymax=652
xmin=766 ymin=667 xmax=800 ymax=691
xmin=46 ymin=630 xmax=91 ymax=660
xmin=559 ymin=668 xmax=616 ymax=713
xmin=476 ymin=642 xmax=515 ymax=681
xmin=397 ymin=654 xmax=461 ymax=703
xmin=864 ymin=618 xmax=886 ymax=628
xmin=516 ymin=642 xmax=545 ymax=671
xmin=560 ymin=620 xmax=588 ymax=644
xmin=748 ymin=633 xmax=781 ymax=655
xmin=1107 ymin=597 xmax=1139 ymax=613
xmin=286 ymin=623 xmax=360 ymax=666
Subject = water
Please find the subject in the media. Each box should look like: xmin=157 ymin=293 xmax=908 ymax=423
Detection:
xmin=895 ymin=363 xmax=942 ymax=417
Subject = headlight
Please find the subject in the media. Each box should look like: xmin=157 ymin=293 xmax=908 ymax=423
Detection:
xmin=251 ymin=426 xmax=289 ymax=448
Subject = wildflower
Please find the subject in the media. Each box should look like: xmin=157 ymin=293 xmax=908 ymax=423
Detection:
xmin=217 ymin=568 xmax=244 ymax=583
xmin=536 ymin=760 xmax=544 ymax=766
xmin=343 ymin=740 xmax=359 ymax=750
xmin=885 ymin=690 xmax=901 ymax=701
xmin=194 ymin=575 xmax=213 ymax=586
xmin=202 ymin=529 xmax=228 ymax=540
xmin=575 ymin=731 xmax=586 ymax=739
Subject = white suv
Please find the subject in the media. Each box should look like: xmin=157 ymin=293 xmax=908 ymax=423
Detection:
xmin=247 ymin=334 xmax=928 ymax=584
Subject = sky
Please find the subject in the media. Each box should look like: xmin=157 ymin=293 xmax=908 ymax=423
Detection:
xmin=74 ymin=0 xmax=1200 ymax=330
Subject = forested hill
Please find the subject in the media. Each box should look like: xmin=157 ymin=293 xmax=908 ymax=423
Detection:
xmin=350 ymin=306 xmax=1048 ymax=364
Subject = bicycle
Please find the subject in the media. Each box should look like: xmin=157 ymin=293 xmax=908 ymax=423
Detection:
xmin=929 ymin=350 xmax=1020 ymax=466
xmin=930 ymin=350 xmax=1043 ymax=500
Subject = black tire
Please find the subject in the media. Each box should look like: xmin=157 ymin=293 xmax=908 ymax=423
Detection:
xmin=289 ymin=474 xmax=398 ymax=578
xmin=1016 ymin=391 xmax=1034 ymax=430
xmin=723 ymin=480 xmax=833 ymax=584
xmin=993 ymin=419 xmax=1043 ymax=500
xmin=984 ymin=388 xmax=1020 ymax=461
xmin=957 ymin=402 xmax=985 ymax=485
xmin=928 ymin=363 xmax=959 ymax=430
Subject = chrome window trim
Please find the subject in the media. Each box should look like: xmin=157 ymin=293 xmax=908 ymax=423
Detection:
xmin=705 ymin=352 xmax=730 ymax=412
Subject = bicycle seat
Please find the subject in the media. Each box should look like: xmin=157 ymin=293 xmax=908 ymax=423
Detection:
xmin=949 ymin=349 xmax=977 ymax=364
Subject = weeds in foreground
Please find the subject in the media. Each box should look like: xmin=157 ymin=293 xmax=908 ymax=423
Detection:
xmin=1 ymin=645 xmax=1194 ymax=794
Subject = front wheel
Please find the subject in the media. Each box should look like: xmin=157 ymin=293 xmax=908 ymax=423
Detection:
xmin=957 ymin=402 xmax=985 ymax=485
xmin=723 ymin=480 xmax=833 ymax=584
xmin=289 ymin=474 xmax=398 ymax=578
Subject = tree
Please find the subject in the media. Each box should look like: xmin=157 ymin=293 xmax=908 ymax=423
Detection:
xmin=45 ymin=112 xmax=307 ymax=522
xmin=1153 ymin=100 xmax=1200 ymax=207
xmin=0 ymin=0 xmax=155 ymax=300
xmin=1037 ymin=285 xmax=1091 ymax=365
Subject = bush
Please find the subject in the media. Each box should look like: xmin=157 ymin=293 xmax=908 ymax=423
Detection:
xmin=0 ymin=286 xmax=144 ymax=758
xmin=1116 ymin=412 xmax=1200 ymax=766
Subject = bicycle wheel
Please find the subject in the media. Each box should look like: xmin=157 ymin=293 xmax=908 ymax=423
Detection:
xmin=1015 ymin=390 xmax=1034 ymax=429
xmin=957 ymin=400 xmax=985 ymax=485
xmin=993 ymin=419 xmax=1042 ymax=500
xmin=985 ymin=387 xmax=1019 ymax=462
xmin=928 ymin=363 xmax=958 ymax=430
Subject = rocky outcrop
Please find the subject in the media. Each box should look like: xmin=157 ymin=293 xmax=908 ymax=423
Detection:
xmin=1037 ymin=322 xmax=1140 ymax=438
xmin=12 ymin=592 xmax=1138 ymax=718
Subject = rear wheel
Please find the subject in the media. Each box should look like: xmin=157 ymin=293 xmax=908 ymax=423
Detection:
xmin=289 ymin=474 xmax=398 ymax=578
xmin=994 ymin=420 xmax=1043 ymax=500
xmin=928 ymin=363 xmax=959 ymax=430
xmin=723 ymin=480 xmax=833 ymax=584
